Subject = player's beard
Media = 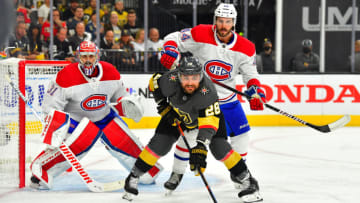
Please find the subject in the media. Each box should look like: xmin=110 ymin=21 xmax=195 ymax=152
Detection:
xmin=216 ymin=27 xmax=232 ymax=38
xmin=183 ymin=84 xmax=198 ymax=94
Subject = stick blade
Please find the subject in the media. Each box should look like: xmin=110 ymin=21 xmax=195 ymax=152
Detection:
xmin=328 ymin=114 xmax=351 ymax=132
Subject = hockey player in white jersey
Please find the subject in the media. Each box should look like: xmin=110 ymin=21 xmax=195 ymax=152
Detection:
xmin=29 ymin=41 xmax=163 ymax=190
xmin=160 ymin=3 xmax=265 ymax=201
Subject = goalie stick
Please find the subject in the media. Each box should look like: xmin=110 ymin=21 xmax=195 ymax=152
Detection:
xmin=5 ymin=74 xmax=125 ymax=192
xmin=211 ymin=79 xmax=350 ymax=133
xmin=176 ymin=121 xmax=218 ymax=203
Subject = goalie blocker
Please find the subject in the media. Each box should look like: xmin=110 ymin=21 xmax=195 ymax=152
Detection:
xmin=30 ymin=110 xmax=162 ymax=189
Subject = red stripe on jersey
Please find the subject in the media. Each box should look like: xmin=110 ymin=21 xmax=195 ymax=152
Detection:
xmin=230 ymin=35 xmax=256 ymax=57
xmin=199 ymin=124 xmax=218 ymax=131
xmin=191 ymin=24 xmax=217 ymax=46
xmin=56 ymin=61 xmax=121 ymax=88
xmin=191 ymin=24 xmax=255 ymax=57
xmin=176 ymin=145 xmax=189 ymax=152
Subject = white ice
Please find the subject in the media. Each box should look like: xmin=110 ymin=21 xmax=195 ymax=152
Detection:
xmin=1 ymin=127 xmax=359 ymax=203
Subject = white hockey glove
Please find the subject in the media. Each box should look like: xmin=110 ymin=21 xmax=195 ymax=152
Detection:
xmin=114 ymin=94 xmax=144 ymax=122
xmin=41 ymin=109 xmax=70 ymax=148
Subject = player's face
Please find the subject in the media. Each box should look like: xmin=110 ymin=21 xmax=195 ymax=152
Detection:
xmin=180 ymin=74 xmax=201 ymax=94
xmin=80 ymin=54 xmax=96 ymax=67
xmin=215 ymin=17 xmax=233 ymax=38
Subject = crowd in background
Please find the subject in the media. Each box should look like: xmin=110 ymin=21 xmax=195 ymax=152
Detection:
xmin=2 ymin=0 xmax=359 ymax=73
xmin=4 ymin=0 xmax=164 ymax=72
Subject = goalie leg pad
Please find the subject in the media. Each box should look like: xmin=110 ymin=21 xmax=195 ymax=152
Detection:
xmin=30 ymin=118 xmax=102 ymax=188
xmin=42 ymin=109 xmax=70 ymax=147
xmin=101 ymin=117 xmax=163 ymax=184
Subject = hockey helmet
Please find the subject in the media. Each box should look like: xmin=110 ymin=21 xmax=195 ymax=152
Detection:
xmin=213 ymin=3 xmax=237 ymax=30
xmin=302 ymin=39 xmax=312 ymax=48
xmin=177 ymin=56 xmax=203 ymax=81
xmin=77 ymin=40 xmax=100 ymax=76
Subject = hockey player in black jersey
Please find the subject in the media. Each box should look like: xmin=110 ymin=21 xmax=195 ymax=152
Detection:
xmin=123 ymin=56 xmax=263 ymax=202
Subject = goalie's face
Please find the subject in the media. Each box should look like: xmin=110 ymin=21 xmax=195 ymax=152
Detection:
xmin=79 ymin=54 xmax=97 ymax=76
xmin=179 ymin=74 xmax=201 ymax=94
xmin=77 ymin=41 xmax=99 ymax=76
xmin=215 ymin=17 xmax=234 ymax=38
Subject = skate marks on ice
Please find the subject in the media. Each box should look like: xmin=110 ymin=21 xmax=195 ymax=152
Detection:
xmin=248 ymin=127 xmax=360 ymax=203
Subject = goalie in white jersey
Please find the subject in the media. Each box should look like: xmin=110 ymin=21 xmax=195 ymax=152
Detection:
xmin=29 ymin=41 xmax=163 ymax=190
xmin=160 ymin=3 xmax=266 ymax=195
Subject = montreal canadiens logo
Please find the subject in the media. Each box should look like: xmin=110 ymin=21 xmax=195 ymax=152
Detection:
xmin=204 ymin=60 xmax=233 ymax=81
xmin=81 ymin=94 xmax=107 ymax=111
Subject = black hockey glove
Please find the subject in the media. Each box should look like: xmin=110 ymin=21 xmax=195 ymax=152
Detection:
xmin=157 ymin=100 xmax=180 ymax=125
xmin=190 ymin=142 xmax=208 ymax=176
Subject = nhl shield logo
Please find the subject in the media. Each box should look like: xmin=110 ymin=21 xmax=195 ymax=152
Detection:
xmin=204 ymin=60 xmax=233 ymax=81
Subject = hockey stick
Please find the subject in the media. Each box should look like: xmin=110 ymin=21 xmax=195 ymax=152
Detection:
xmin=176 ymin=121 xmax=218 ymax=203
xmin=5 ymin=74 xmax=124 ymax=192
xmin=211 ymin=79 xmax=350 ymax=133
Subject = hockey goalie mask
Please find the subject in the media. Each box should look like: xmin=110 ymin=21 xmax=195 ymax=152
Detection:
xmin=213 ymin=3 xmax=237 ymax=31
xmin=77 ymin=41 xmax=100 ymax=76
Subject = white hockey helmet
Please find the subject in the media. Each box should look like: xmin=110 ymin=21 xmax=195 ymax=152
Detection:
xmin=76 ymin=41 xmax=100 ymax=76
xmin=213 ymin=3 xmax=237 ymax=30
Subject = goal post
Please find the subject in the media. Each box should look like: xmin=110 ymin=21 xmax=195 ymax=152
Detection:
xmin=0 ymin=58 xmax=70 ymax=188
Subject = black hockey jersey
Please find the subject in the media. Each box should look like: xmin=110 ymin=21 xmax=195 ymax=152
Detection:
xmin=158 ymin=70 xmax=221 ymax=143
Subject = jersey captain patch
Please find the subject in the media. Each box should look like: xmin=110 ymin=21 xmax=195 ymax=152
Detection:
xmin=80 ymin=94 xmax=107 ymax=111
xmin=204 ymin=60 xmax=233 ymax=81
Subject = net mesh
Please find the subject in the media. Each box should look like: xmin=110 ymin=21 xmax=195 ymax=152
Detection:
xmin=0 ymin=58 xmax=69 ymax=188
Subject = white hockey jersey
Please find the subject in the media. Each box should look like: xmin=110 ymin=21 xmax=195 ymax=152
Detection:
xmin=42 ymin=61 xmax=128 ymax=122
xmin=164 ymin=24 xmax=260 ymax=104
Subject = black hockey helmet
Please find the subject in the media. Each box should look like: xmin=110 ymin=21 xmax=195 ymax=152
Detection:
xmin=177 ymin=56 xmax=203 ymax=79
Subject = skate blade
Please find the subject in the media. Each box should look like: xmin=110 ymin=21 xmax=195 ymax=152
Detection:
xmin=241 ymin=191 xmax=263 ymax=203
xmin=122 ymin=192 xmax=134 ymax=201
xmin=164 ymin=189 xmax=174 ymax=196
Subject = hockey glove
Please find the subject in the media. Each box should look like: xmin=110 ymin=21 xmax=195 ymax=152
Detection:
xmin=190 ymin=142 xmax=208 ymax=176
xmin=160 ymin=41 xmax=180 ymax=70
xmin=114 ymin=94 xmax=144 ymax=123
xmin=244 ymin=85 xmax=266 ymax=110
xmin=157 ymin=101 xmax=181 ymax=125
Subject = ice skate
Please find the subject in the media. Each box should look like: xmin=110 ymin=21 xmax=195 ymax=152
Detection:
xmin=123 ymin=173 xmax=139 ymax=201
xmin=29 ymin=175 xmax=41 ymax=189
xmin=231 ymin=171 xmax=263 ymax=203
xmin=164 ymin=172 xmax=183 ymax=196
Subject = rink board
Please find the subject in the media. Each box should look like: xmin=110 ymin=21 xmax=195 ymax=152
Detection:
xmin=2 ymin=74 xmax=359 ymax=130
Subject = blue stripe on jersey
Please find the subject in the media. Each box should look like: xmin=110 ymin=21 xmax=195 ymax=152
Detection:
xmin=220 ymin=100 xmax=250 ymax=137
xmin=174 ymin=153 xmax=189 ymax=161
xmin=68 ymin=109 xmax=127 ymax=133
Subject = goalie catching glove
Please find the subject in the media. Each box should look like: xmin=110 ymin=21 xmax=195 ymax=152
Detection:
xmin=114 ymin=94 xmax=144 ymax=122
xmin=189 ymin=142 xmax=208 ymax=176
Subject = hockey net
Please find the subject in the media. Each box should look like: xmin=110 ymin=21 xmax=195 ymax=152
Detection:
xmin=0 ymin=58 xmax=70 ymax=188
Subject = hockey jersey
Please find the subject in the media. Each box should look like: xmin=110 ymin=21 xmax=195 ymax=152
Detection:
xmin=163 ymin=24 xmax=260 ymax=104
xmin=158 ymin=69 xmax=220 ymax=143
xmin=42 ymin=61 xmax=128 ymax=122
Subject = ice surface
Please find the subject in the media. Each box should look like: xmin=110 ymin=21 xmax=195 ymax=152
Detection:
xmin=1 ymin=127 xmax=359 ymax=203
